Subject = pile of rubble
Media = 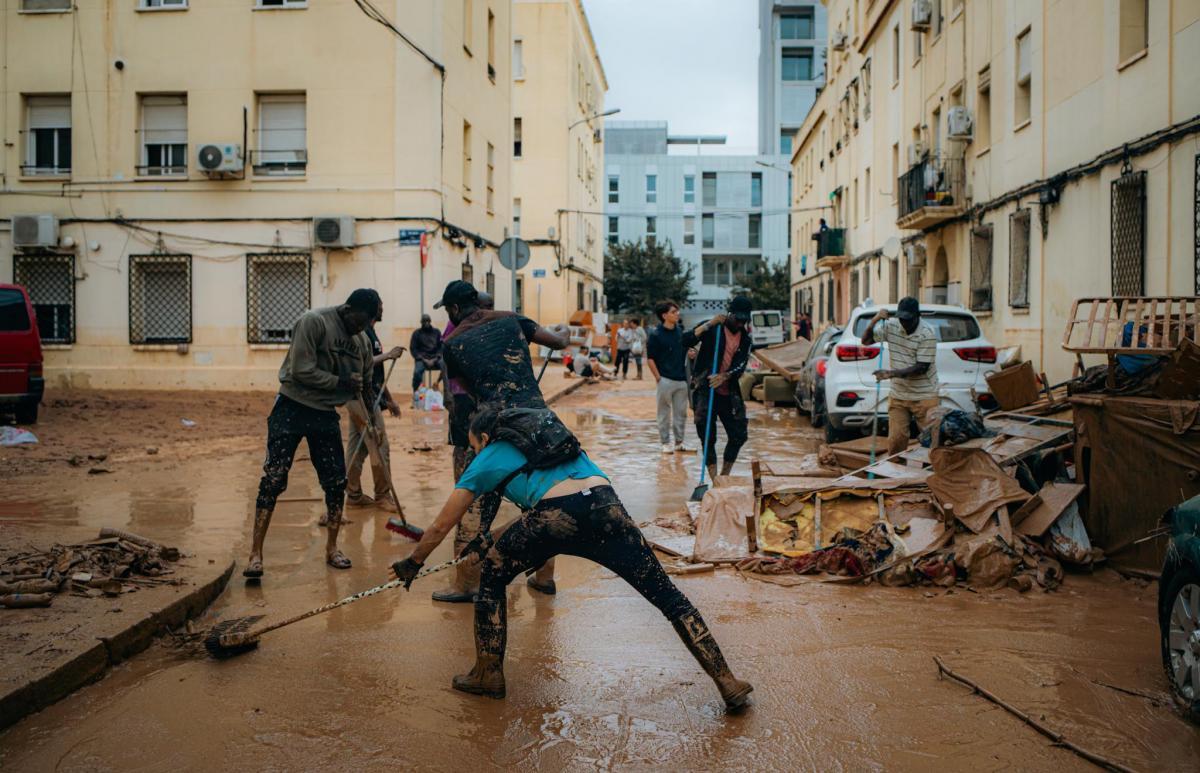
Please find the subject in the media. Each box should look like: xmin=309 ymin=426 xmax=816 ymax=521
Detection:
xmin=0 ymin=528 xmax=181 ymax=609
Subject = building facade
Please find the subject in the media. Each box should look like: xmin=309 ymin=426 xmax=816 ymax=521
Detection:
xmin=511 ymin=0 xmax=607 ymax=325
xmin=1 ymin=0 xmax=513 ymax=390
xmin=605 ymin=121 xmax=791 ymax=325
xmin=758 ymin=0 xmax=828 ymax=157
xmin=791 ymin=0 xmax=1200 ymax=381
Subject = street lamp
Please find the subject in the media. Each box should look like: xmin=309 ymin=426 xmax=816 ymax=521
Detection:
xmin=569 ymin=107 xmax=621 ymax=131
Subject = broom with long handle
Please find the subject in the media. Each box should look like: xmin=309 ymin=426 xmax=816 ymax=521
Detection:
xmin=205 ymin=554 xmax=469 ymax=658
xmin=690 ymin=328 xmax=723 ymax=502
xmin=344 ymin=355 xmax=423 ymax=542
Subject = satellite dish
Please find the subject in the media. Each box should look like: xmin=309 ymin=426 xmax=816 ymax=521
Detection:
xmin=881 ymin=236 xmax=901 ymax=260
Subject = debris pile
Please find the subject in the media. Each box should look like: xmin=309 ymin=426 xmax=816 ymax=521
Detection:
xmin=0 ymin=528 xmax=182 ymax=609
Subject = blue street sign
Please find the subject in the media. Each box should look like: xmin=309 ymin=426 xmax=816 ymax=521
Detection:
xmin=532 ymin=269 xmax=546 ymax=278
xmin=399 ymin=229 xmax=425 ymax=245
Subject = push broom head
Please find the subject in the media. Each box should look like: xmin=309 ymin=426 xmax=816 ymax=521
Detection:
xmin=386 ymin=517 xmax=424 ymax=542
xmin=204 ymin=615 xmax=264 ymax=659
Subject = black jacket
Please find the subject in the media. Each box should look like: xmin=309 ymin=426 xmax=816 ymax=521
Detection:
xmin=685 ymin=320 xmax=752 ymax=399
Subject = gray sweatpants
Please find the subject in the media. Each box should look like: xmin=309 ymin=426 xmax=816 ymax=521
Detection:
xmin=656 ymin=378 xmax=689 ymax=445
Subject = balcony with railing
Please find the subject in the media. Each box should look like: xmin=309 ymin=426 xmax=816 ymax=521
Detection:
xmin=897 ymin=154 xmax=966 ymax=230
xmin=813 ymin=227 xmax=848 ymax=268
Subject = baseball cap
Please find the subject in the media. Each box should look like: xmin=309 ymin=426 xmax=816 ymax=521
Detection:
xmin=896 ymin=296 xmax=920 ymax=322
xmin=433 ymin=280 xmax=479 ymax=309
xmin=728 ymin=296 xmax=752 ymax=322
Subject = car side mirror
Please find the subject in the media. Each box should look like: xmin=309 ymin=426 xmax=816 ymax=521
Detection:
xmin=823 ymin=341 xmax=835 ymax=355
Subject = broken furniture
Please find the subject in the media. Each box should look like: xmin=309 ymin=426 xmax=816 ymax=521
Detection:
xmin=1062 ymin=296 xmax=1199 ymax=382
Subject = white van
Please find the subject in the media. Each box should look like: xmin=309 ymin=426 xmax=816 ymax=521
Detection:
xmin=749 ymin=310 xmax=786 ymax=349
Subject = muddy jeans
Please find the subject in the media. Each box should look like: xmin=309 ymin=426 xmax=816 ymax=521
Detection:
xmin=656 ymin=378 xmax=688 ymax=445
xmin=256 ymin=394 xmax=346 ymax=512
xmin=345 ymin=401 xmax=391 ymax=501
xmin=449 ymin=445 xmax=501 ymax=592
xmin=474 ymin=485 xmax=695 ymax=658
xmin=887 ymin=396 xmax=939 ymax=456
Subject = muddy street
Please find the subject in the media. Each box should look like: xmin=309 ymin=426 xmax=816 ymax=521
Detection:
xmin=2 ymin=378 xmax=1197 ymax=772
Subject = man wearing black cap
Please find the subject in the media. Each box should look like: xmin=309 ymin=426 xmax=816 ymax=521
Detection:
xmin=430 ymin=280 xmax=568 ymax=602
xmin=862 ymin=296 xmax=939 ymax=455
xmin=243 ymin=288 xmax=379 ymax=578
xmin=687 ymin=296 xmax=754 ymax=481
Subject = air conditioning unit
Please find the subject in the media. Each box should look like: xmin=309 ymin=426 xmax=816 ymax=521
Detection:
xmin=947 ymin=106 xmax=973 ymax=139
xmin=911 ymin=0 xmax=932 ymax=30
xmin=313 ymin=216 xmax=356 ymax=249
xmin=907 ymin=141 xmax=926 ymax=165
xmin=831 ymin=31 xmax=848 ymax=51
xmin=12 ymin=214 xmax=59 ymax=249
xmin=196 ymin=143 xmax=243 ymax=175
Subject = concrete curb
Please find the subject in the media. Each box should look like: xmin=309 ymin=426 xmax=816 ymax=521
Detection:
xmin=545 ymin=378 xmax=586 ymax=405
xmin=0 ymin=559 xmax=235 ymax=732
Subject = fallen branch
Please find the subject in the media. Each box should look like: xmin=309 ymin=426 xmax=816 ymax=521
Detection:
xmin=933 ymin=655 xmax=1137 ymax=773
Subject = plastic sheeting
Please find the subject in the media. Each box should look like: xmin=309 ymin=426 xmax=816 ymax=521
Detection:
xmin=692 ymin=487 xmax=753 ymax=562
xmin=1071 ymin=395 xmax=1200 ymax=571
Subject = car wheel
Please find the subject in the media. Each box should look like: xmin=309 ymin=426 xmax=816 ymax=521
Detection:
xmin=15 ymin=401 xmax=38 ymax=425
xmin=810 ymin=394 xmax=827 ymax=428
xmin=1161 ymin=564 xmax=1200 ymax=723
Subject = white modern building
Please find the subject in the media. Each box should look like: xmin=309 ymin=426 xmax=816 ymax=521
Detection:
xmin=758 ymin=0 xmax=828 ymax=156
xmin=604 ymin=121 xmax=790 ymax=324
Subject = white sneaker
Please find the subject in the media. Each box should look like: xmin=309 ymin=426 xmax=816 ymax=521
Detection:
xmin=674 ymin=442 xmax=693 ymax=453
xmin=661 ymin=443 xmax=674 ymax=454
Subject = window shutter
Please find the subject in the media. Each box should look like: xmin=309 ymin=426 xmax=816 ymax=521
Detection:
xmin=143 ymin=96 xmax=187 ymax=145
xmin=260 ymin=96 xmax=306 ymax=153
xmin=29 ymin=97 xmax=70 ymax=129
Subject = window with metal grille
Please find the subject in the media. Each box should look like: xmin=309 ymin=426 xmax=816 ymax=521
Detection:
xmin=576 ymin=282 xmax=584 ymax=310
xmin=461 ymin=260 xmax=474 ymax=284
xmin=246 ymin=253 xmax=310 ymax=343
xmin=849 ymin=270 xmax=860 ymax=307
xmin=1009 ymin=209 xmax=1031 ymax=308
xmin=14 ymin=253 xmax=74 ymax=343
xmin=485 ymin=270 xmax=495 ymax=296
xmin=1111 ymin=169 xmax=1146 ymax=295
xmin=129 ymin=254 xmax=191 ymax=344
xmin=969 ymin=224 xmax=994 ymax=311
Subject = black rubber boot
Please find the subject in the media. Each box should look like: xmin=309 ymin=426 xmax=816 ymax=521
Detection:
xmin=452 ymin=596 xmax=507 ymax=699
xmin=671 ymin=610 xmax=753 ymax=710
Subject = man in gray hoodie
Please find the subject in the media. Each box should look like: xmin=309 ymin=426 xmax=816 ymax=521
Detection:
xmin=244 ymin=288 xmax=378 ymax=578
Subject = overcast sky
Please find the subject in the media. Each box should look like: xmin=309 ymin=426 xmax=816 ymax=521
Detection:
xmin=582 ymin=0 xmax=761 ymax=154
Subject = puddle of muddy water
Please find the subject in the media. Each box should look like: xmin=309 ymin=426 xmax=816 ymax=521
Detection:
xmin=1 ymin=395 xmax=1198 ymax=771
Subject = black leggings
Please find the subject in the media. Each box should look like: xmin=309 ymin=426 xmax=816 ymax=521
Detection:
xmin=614 ymin=349 xmax=631 ymax=376
xmin=256 ymin=395 xmax=347 ymax=511
xmin=694 ymin=391 xmax=748 ymax=465
xmin=474 ymin=485 xmax=695 ymax=656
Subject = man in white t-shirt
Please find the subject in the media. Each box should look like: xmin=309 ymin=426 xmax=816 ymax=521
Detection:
xmin=861 ymin=296 xmax=940 ymax=455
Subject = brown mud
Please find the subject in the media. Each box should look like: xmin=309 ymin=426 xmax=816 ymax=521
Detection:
xmin=1 ymin=379 xmax=1197 ymax=771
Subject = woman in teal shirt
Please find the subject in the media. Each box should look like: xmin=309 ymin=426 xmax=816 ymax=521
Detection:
xmin=393 ymin=406 xmax=753 ymax=710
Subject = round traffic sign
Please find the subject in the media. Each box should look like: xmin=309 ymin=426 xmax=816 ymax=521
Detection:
xmin=499 ymin=237 xmax=531 ymax=271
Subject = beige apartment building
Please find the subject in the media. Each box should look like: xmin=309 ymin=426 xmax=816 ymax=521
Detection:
xmin=511 ymin=0 xmax=607 ymax=325
xmin=791 ymin=0 xmax=1200 ymax=381
xmin=1 ymin=0 xmax=513 ymax=390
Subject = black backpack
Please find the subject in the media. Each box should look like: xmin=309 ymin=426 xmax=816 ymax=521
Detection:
xmin=488 ymin=407 xmax=582 ymax=502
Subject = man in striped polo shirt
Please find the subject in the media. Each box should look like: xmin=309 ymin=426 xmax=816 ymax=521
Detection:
xmin=862 ymin=296 xmax=939 ymax=455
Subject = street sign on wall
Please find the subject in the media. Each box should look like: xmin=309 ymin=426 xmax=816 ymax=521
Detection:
xmin=399 ymin=229 xmax=425 ymax=246
xmin=532 ymin=269 xmax=546 ymax=278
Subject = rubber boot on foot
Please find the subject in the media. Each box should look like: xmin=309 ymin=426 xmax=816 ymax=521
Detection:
xmin=671 ymin=610 xmax=753 ymax=710
xmin=451 ymin=655 xmax=506 ymax=698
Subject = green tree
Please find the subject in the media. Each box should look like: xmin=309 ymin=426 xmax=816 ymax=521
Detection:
xmin=734 ymin=259 xmax=791 ymax=311
xmin=604 ymin=239 xmax=694 ymax=319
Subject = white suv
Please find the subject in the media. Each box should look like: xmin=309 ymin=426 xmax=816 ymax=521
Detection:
xmin=821 ymin=303 xmax=998 ymax=443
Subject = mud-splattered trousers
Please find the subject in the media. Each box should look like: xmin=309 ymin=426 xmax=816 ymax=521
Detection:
xmin=693 ymin=389 xmax=748 ymax=466
xmin=451 ymin=444 xmax=502 ymax=591
xmin=473 ymin=485 xmax=696 ymax=659
xmin=345 ymin=400 xmax=391 ymax=501
xmin=256 ymin=395 xmax=347 ymax=513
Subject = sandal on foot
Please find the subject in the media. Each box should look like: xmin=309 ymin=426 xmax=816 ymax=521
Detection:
xmin=326 ymin=552 xmax=352 ymax=570
xmin=242 ymin=558 xmax=264 ymax=579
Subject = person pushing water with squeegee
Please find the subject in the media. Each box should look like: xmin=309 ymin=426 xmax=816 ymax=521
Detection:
xmin=390 ymin=403 xmax=755 ymax=709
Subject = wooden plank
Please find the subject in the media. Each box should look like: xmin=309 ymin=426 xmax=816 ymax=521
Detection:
xmin=899 ymin=446 xmax=931 ymax=465
xmin=859 ymin=460 xmax=929 ymax=480
xmin=748 ymin=460 xmax=762 ymax=554
xmin=986 ymin=421 xmax=1064 ymax=441
xmin=1062 ymin=298 xmax=1081 ymax=349
xmin=1100 ymin=297 xmax=1115 ymax=348
xmin=1015 ymin=483 xmax=1086 ymax=537
xmin=1084 ymin=298 xmax=1100 ymax=348
xmin=1147 ymin=298 xmax=1158 ymax=348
